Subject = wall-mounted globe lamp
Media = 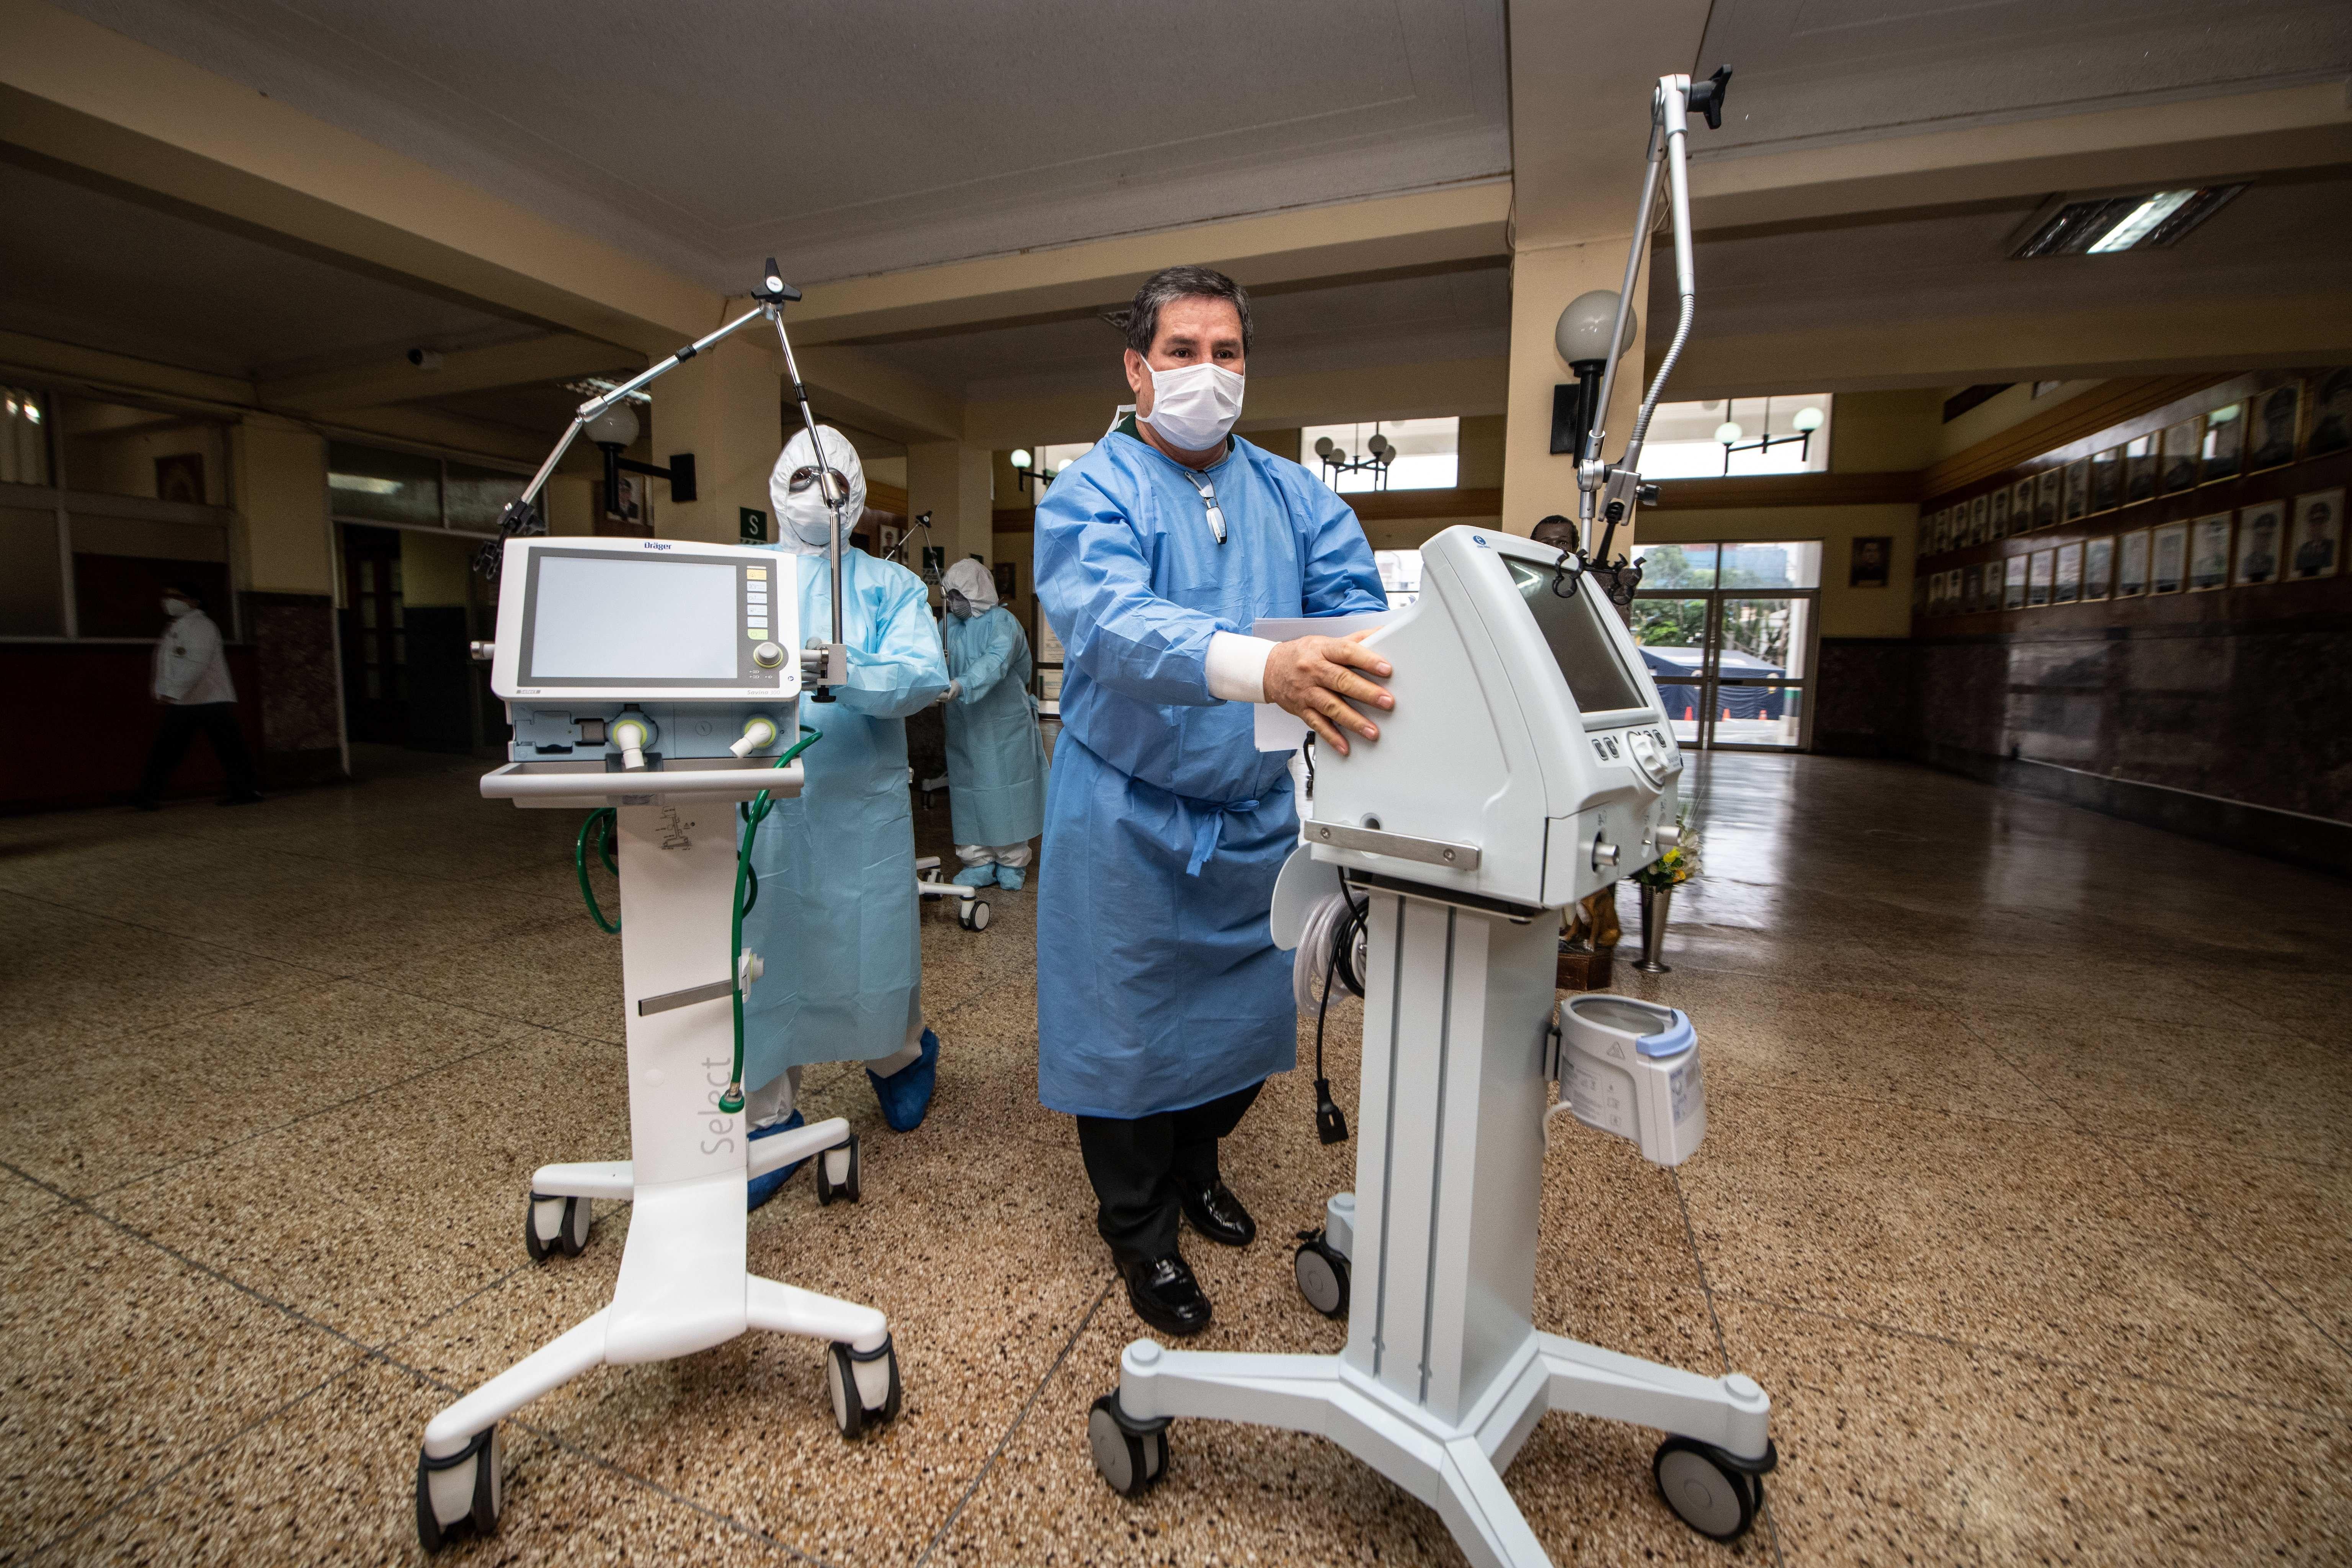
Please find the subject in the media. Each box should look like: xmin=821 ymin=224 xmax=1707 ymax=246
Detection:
xmin=1008 ymin=448 xmax=1072 ymax=497
xmin=1551 ymin=290 xmax=1639 ymax=457
xmin=1713 ymin=399 xmax=1824 ymax=475
xmin=583 ymin=398 xmax=696 ymax=520
xmin=1314 ymin=431 xmax=1395 ymax=489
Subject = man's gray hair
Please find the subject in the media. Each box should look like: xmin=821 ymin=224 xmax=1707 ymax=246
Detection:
xmin=1125 ymin=265 xmax=1253 ymax=356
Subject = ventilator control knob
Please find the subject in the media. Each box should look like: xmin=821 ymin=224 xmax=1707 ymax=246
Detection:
xmin=752 ymin=641 xmax=784 ymax=668
xmin=1654 ymin=823 xmax=1683 ymax=851
xmin=1593 ymin=840 xmax=1621 ymax=868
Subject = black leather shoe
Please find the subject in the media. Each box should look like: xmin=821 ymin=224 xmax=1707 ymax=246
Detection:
xmin=1119 ymin=1253 xmax=1212 ymax=1338
xmin=1180 ymin=1181 xmax=1256 ymax=1248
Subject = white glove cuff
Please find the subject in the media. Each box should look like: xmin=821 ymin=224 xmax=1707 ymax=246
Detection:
xmin=1205 ymin=631 xmax=1275 ymax=705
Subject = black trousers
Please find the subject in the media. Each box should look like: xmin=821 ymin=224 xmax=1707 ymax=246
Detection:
xmin=1075 ymin=1079 xmax=1262 ymax=1263
xmin=134 ymin=702 xmax=258 ymax=805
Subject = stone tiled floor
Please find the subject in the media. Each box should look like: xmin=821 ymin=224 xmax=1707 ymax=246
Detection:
xmin=2 ymin=746 xmax=2347 ymax=1565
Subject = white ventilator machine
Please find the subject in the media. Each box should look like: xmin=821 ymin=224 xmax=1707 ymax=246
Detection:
xmin=415 ymin=272 xmax=905 ymax=1552
xmin=1084 ymin=72 xmax=1774 ymax=1564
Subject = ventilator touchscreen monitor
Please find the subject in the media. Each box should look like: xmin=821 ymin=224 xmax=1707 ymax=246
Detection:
xmin=1503 ymin=560 xmax=1648 ymax=716
xmin=524 ymin=553 xmax=737 ymax=681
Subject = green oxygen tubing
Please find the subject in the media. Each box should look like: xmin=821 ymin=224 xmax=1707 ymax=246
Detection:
xmin=570 ymin=724 xmax=823 ymax=1115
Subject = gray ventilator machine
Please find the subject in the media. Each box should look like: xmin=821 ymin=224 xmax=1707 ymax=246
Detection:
xmin=413 ymin=537 xmax=903 ymax=1549
xmin=1084 ymin=71 xmax=1772 ymax=1565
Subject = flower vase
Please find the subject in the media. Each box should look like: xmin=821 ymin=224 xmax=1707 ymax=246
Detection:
xmin=1635 ymin=885 xmax=1673 ymax=974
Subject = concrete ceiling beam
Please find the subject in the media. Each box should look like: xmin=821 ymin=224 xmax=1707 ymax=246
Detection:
xmin=258 ymin=335 xmax=644 ymax=415
xmin=784 ymin=183 xmax=1512 ymax=347
xmin=1671 ymin=288 xmax=2352 ymax=400
xmin=1689 ymin=82 xmax=2352 ymax=234
xmin=0 ymin=0 xmax=719 ymax=355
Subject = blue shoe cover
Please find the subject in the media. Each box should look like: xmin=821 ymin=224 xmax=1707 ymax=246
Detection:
xmin=746 ymin=1109 xmax=807 ymax=1211
xmin=868 ymin=1029 xmax=940 ymax=1133
xmin=995 ymin=866 xmax=1025 ymax=892
xmin=951 ymin=863 xmax=997 ymax=887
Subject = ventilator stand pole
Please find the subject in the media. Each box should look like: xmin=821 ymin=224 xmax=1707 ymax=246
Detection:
xmin=766 ymin=305 xmax=849 ymax=704
xmin=1569 ymin=67 xmax=1730 ymax=609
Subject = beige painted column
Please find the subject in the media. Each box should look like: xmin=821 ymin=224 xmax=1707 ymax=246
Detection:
xmin=230 ymin=415 xmax=330 ymax=594
xmin=651 ymin=335 xmax=781 ymax=545
xmin=1499 ymin=241 xmax=1650 ymax=544
xmin=906 ymin=441 xmax=994 ymax=576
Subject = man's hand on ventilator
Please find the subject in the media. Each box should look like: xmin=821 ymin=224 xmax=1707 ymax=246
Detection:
xmin=1264 ymin=630 xmax=1393 ymax=755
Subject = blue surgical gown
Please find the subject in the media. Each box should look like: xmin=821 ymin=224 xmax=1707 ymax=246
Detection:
xmin=1032 ymin=429 xmax=1386 ymax=1119
xmin=942 ymin=605 xmax=1048 ymax=848
xmin=740 ymin=548 xmax=948 ymax=1088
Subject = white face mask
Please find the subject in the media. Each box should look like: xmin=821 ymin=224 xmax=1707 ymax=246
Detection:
xmin=1142 ymin=361 xmax=1244 ymax=452
xmin=162 ymin=598 xmax=193 ymax=619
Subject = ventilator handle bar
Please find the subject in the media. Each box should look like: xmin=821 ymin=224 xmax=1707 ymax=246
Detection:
xmin=1567 ymin=67 xmax=1731 ymax=598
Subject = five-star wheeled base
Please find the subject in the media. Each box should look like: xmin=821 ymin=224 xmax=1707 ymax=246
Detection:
xmin=1092 ymin=1334 xmax=1775 ymax=1566
xmin=416 ymin=1120 xmax=897 ymax=1551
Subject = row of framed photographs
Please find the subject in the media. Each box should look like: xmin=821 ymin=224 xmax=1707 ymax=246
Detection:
xmin=1921 ymin=488 xmax=2342 ymax=616
xmin=1919 ymin=371 xmax=2351 ymax=558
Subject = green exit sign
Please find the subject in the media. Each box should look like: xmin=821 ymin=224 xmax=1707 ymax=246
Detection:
xmin=739 ymin=507 xmax=768 ymax=542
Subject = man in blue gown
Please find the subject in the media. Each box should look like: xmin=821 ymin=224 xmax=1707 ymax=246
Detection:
xmin=740 ymin=425 xmax=950 ymax=1211
xmin=937 ymin=557 xmax=1048 ymax=889
xmin=1032 ymin=266 xmax=1396 ymax=1335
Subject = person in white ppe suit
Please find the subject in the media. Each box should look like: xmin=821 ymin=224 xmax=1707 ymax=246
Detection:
xmin=936 ymin=558 xmax=1048 ymax=890
xmin=132 ymin=581 xmax=261 ymax=809
xmin=739 ymin=426 xmax=951 ymax=1210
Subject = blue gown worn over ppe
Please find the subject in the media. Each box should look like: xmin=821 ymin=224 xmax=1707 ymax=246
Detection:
xmin=739 ymin=549 xmax=948 ymax=1091
xmin=1033 ymin=428 xmax=1386 ymax=1119
xmin=942 ymin=605 xmax=1048 ymax=848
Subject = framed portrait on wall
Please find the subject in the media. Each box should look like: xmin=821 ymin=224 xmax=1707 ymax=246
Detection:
xmin=2035 ymin=468 xmax=2062 ymax=529
xmin=2117 ymin=529 xmax=2151 ymax=597
xmin=2233 ymin=501 xmax=2285 ymax=585
xmin=1971 ymin=492 xmax=1990 ymax=538
xmin=2123 ymin=434 xmax=2158 ymax=505
xmin=2189 ymin=513 xmax=2232 ymax=590
xmin=2064 ymin=457 xmax=2091 ymax=521
xmin=2249 ymin=381 xmax=2301 ymax=472
xmin=2012 ymin=478 xmax=2035 ymax=530
xmin=2090 ymin=445 xmax=2122 ymax=511
xmin=2053 ymin=541 xmax=2083 ymax=604
xmin=2201 ymin=402 xmax=2245 ymax=483
xmin=2003 ymin=553 xmax=2028 ymax=609
xmin=2290 ymin=488 xmax=2343 ymax=581
xmin=2158 ymin=418 xmax=2202 ymax=495
xmin=1849 ymin=536 xmax=1892 ymax=588
xmin=2082 ymin=536 xmax=2114 ymax=601
xmin=1989 ymin=487 xmax=2010 ymax=540
xmin=2309 ymin=369 xmax=2351 ymax=458
xmin=1927 ymin=570 xmax=1946 ymax=614
xmin=2151 ymin=521 xmax=2189 ymax=593
xmin=1959 ymin=564 xmax=1981 ymax=612
xmin=2027 ymin=550 xmax=2054 ymax=607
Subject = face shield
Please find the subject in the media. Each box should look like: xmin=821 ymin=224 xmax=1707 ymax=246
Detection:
xmin=941 ymin=557 xmax=998 ymax=617
xmin=768 ymin=426 xmax=867 ymax=554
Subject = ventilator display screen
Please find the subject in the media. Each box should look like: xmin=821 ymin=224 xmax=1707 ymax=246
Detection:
xmin=525 ymin=554 xmax=737 ymax=680
xmin=1505 ymin=560 xmax=1649 ymax=715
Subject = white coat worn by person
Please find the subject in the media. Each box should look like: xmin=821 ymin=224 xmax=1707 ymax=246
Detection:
xmin=132 ymin=583 xmax=261 ymax=810
xmin=738 ymin=426 xmax=951 ymax=1210
xmin=936 ymin=558 xmax=1047 ymax=890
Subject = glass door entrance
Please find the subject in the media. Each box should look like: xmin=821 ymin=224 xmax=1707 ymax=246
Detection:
xmin=1626 ymin=541 xmax=1820 ymax=751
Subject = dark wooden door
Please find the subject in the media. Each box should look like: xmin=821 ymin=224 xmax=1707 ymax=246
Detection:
xmin=339 ymin=524 xmax=407 ymax=744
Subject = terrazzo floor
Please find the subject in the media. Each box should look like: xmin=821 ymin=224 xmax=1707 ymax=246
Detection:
xmin=3 ymin=745 xmax=2348 ymax=1565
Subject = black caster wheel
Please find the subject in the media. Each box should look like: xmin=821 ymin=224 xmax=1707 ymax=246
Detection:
xmin=960 ymin=899 xmax=991 ymax=931
xmin=1653 ymin=1435 xmax=1775 ymax=1542
xmin=826 ymin=1336 xmax=902 ymax=1439
xmin=415 ymin=1425 xmax=501 ymax=1552
xmin=1087 ymin=1393 xmax=1171 ymax=1498
xmin=1293 ymin=1232 xmax=1350 ymax=1319
xmin=524 ymin=1193 xmax=591 ymax=1261
xmin=816 ymin=1133 xmax=861 ymax=1205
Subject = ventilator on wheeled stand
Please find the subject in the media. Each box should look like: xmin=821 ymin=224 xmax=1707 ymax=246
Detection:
xmin=414 ymin=271 xmax=904 ymax=1549
xmin=1081 ymin=80 xmax=1767 ymax=1565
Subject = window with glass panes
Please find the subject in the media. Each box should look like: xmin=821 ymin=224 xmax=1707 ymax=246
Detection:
xmin=1624 ymin=539 xmax=1821 ymax=750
